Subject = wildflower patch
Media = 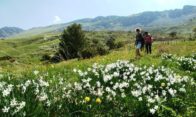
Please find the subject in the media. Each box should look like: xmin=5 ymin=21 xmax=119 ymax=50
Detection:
xmin=0 ymin=60 xmax=195 ymax=116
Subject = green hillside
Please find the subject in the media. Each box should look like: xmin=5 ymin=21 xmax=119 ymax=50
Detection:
xmin=0 ymin=31 xmax=195 ymax=73
xmin=0 ymin=31 xmax=134 ymax=72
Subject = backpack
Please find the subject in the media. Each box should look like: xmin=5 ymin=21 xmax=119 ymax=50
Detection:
xmin=144 ymin=35 xmax=152 ymax=44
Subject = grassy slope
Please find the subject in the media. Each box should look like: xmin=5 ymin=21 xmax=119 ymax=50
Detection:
xmin=0 ymin=31 xmax=133 ymax=73
xmin=0 ymin=35 xmax=195 ymax=79
xmin=0 ymin=35 xmax=59 ymax=72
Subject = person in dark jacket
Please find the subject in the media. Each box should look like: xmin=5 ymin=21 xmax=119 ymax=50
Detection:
xmin=135 ymin=28 xmax=144 ymax=58
xmin=144 ymin=32 xmax=153 ymax=54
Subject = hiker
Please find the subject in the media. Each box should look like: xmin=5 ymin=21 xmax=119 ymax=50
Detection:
xmin=140 ymin=32 xmax=145 ymax=51
xmin=135 ymin=28 xmax=144 ymax=58
xmin=144 ymin=32 xmax=153 ymax=54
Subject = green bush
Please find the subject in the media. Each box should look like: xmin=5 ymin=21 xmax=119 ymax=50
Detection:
xmin=106 ymin=35 xmax=116 ymax=50
xmin=58 ymin=23 xmax=86 ymax=60
xmin=81 ymin=38 xmax=109 ymax=58
xmin=81 ymin=47 xmax=97 ymax=59
xmin=115 ymin=41 xmax=125 ymax=49
xmin=41 ymin=54 xmax=51 ymax=61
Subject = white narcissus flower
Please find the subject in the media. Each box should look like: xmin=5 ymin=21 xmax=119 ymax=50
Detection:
xmin=147 ymin=98 xmax=155 ymax=103
xmin=46 ymin=100 xmax=51 ymax=107
xmin=14 ymin=101 xmax=26 ymax=114
xmin=87 ymin=68 xmax=91 ymax=71
xmin=10 ymin=98 xmax=18 ymax=107
xmin=25 ymin=80 xmax=31 ymax=87
xmin=111 ymin=90 xmax=116 ymax=97
xmin=2 ymin=106 xmax=10 ymax=113
xmin=2 ymin=89 xmax=11 ymax=97
xmin=138 ymin=97 xmax=143 ymax=101
xmin=131 ymin=90 xmax=142 ymax=97
xmin=154 ymin=105 xmax=159 ymax=110
xmin=155 ymin=95 xmax=161 ymax=102
xmin=96 ymin=81 xmax=101 ymax=87
xmin=113 ymin=72 xmax=119 ymax=77
xmin=103 ymin=75 xmax=112 ymax=82
xmin=96 ymin=88 xmax=103 ymax=96
xmin=121 ymin=93 xmax=126 ymax=98
xmin=113 ymin=83 xmax=119 ymax=90
xmin=39 ymin=79 xmax=49 ymax=87
xmin=179 ymin=88 xmax=186 ymax=92
xmin=105 ymin=87 xmax=111 ymax=92
xmin=168 ymin=88 xmax=175 ymax=97
xmin=2 ymin=85 xmax=13 ymax=97
xmin=33 ymin=70 xmax=39 ymax=75
xmin=73 ymin=68 xmax=77 ymax=73
xmin=150 ymin=108 xmax=156 ymax=114
xmin=142 ymin=86 xmax=147 ymax=93
xmin=38 ymin=92 xmax=48 ymax=102
xmin=123 ymin=75 xmax=128 ymax=80
xmin=162 ymin=90 xmax=166 ymax=96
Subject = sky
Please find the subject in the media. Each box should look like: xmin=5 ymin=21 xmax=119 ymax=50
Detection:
xmin=0 ymin=0 xmax=196 ymax=29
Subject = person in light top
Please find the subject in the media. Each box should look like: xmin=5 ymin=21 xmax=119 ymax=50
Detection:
xmin=135 ymin=28 xmax=144 ymax=58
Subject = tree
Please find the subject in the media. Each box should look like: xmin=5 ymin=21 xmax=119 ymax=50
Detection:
xmin=59 ymin=23 xmax=86 ymax=60
xmin=169 ymin=31 xmax=177 ymax=39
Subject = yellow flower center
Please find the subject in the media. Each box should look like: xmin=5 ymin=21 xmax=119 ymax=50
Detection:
xmin=161 ymin=83 xmax=166 ymax=87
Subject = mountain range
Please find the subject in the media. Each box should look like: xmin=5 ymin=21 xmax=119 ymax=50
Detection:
xmin=0 ymin=27 xmax=24 ymax=38
xmin=1 ymin=5 xmax=196 ymax=38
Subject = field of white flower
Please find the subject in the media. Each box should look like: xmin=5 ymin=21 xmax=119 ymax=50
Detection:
xmin=162 ymin=53 xmax=196 ymax=71
xmin=0 ymin=58 xmax=195 ymax=116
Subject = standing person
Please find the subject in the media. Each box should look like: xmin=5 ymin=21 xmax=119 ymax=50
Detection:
xmin=135 ymin=28 xmax=144 ymax=58
xmin=144 ymin=32 xmax=153 ymax=54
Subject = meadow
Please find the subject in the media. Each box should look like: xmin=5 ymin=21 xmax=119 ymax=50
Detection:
xmin=0 ymin=31 xmax=195 ymax=116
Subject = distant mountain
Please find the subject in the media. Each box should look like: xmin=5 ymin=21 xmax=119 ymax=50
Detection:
xmin=151 ymin=17 xmax=196 ymax=34
xmin=73 ymin=5 xmax=196 ymax=30
xmin=0 ymin=27 xmax=24 ymax=38
xmin=12 ymin=5 xmax=196 ymax=38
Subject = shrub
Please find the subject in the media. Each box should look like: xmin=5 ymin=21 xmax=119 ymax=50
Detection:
xmin=97 ymin=45 xmax=109 ymax=55
xmin=50 ymin=53 xmax=63 ymax=63
xmin=169 ymin=32 xmax=177 ymax=39
xmin=81 ymin=47 xmax=97 ymax=59
xmin=81 ymin=38 xmax=109 ymax=58
xmin=41 ymin=54 xmax=51 ymax=61
xmin=115 ymin=41 xmax=125 ymax=49
xmin=106 ymin=35 xmax=116 ymax=50
xmin=193 ymin=27 xmax=196 ymax=38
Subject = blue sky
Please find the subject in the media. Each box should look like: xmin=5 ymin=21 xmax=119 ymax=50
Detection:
xmin=0 ymin=0 xmax=196 ymax=29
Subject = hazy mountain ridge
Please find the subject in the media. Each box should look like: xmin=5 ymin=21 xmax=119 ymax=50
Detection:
xmin=10 ymin=5 xmax=196 ymax=38
xmin=0 ymin=27 xmax=24 ymax=38
xmin=74 ymin=5 xmax=196 ymax=30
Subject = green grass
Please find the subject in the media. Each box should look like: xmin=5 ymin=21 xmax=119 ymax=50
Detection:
xmin=0 ymin=33 xmax=195 ymax=116
xmin=0 ymin=34 xmax=196 ymax=75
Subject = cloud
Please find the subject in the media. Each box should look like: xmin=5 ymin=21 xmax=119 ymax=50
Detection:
xmin=53 ymin=16 xmax=62 ymax=24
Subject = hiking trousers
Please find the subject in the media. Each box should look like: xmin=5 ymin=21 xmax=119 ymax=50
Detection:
xmin=145 ymin=43 xmax=152 ymax=54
